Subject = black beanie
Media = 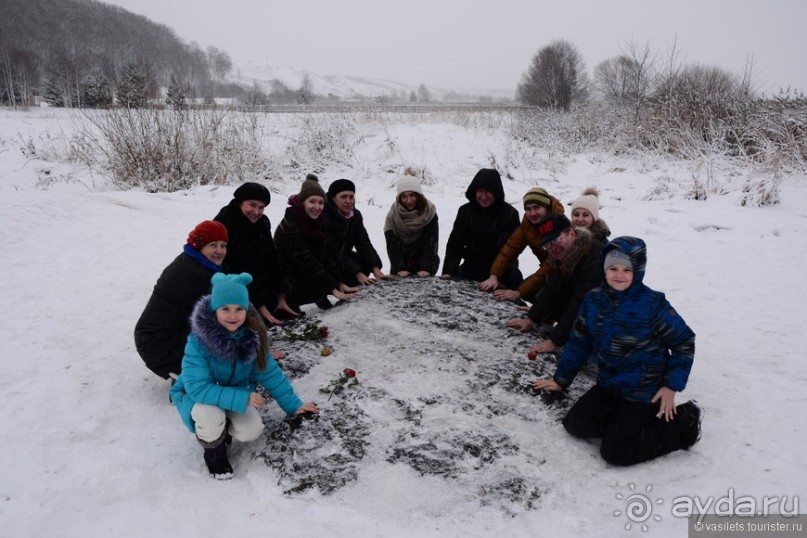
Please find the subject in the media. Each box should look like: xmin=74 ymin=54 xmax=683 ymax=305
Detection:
xmin=327 ymin=178 xmax=356 ymax=200
xmin=233 ymin=182 xmax=271 ymax=205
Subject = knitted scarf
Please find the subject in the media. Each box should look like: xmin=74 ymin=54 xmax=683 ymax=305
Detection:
xmin=182 ymin=244 xmax=223 ymax=273
xmin=383 ymin=199 xmax=437 ymax=245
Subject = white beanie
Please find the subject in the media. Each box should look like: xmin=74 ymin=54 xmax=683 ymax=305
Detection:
xmin=571 ymin=187 xmax=600 ymax=221
xmin=396 ymin=174 xmax=423 ymax=196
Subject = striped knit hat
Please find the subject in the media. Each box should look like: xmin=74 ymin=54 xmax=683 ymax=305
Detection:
xmin=522 ymin=187 xmax=552 ymax=210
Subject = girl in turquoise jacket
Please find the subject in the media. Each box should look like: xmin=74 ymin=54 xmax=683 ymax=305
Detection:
xmin=170 ymin=272 xmax=318 ymax=479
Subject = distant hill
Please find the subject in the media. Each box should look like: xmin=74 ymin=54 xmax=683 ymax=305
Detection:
xmin=0 ymin=0 xmax=513 ymax=107
xmin=234 ymin=62 xmax=514 ymax=103
xmin=0 ymin=0 xmax=220 ymax=106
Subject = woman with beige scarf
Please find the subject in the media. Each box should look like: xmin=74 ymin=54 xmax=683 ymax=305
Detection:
xmin=383 ymin=170 xmax=440 ymax=277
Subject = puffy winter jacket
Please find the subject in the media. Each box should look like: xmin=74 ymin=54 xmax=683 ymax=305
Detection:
xmin=527 ymin=228 xmax=604 ymax=346
xmin=134 ymin=247 xmax=221 ymax=378
xmin=170 ymin=296 xmax=302 ymax=433
xmin=322 ymin=203 xmax=383 ymax=283
xmin=275 ymin=198 xmax=344 ymax=305
xmin=553 ymin=236 xmax=696 ymax=402
xmin=442 ymin=171 xmax=520 ymax=284
xmin=489 ymin=195 xmax=565 ymax=298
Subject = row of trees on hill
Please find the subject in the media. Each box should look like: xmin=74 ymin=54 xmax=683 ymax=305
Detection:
xmin=0 ymin=0 xmax=233 ymax=108
xmin=513 ymin=38 xmax=807 ymax=159
xmin=2 ymin=0 xmax=803 ymax=112
xmin=0 ymin=0 xmax=442 ymax=109
xmin=516 ymin=38 xmax=761 ymax=113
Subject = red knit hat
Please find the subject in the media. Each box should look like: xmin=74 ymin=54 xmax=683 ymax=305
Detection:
xmin=187 ymin=220 xmax=228 ymax=250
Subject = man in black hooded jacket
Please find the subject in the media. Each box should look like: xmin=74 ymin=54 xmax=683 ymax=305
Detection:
xmin=441 ymin=168 xmax=521 ymax=288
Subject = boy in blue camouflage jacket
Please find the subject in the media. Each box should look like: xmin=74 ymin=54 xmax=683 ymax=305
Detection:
xmin=532 ymin=236 xmax=701 ymax=466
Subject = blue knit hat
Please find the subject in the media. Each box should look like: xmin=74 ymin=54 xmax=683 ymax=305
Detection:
xmin=210 ymin=273 xmax=252 ymax=310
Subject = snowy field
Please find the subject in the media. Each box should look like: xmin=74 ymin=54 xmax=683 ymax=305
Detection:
xmin=1 ymin=108 xmax=806 ymax=537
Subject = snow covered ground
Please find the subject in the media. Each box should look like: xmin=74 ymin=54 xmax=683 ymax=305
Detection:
xmin=1 ymin=108 xmax=806 ymax=537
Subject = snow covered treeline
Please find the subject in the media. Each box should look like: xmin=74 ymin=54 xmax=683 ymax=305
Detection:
xmin=18 ymin=103 xmax=807 ymax=206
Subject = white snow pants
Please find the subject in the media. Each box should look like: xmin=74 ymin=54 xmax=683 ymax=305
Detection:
xmin=191 ymin=403 xmax=265 ymax=443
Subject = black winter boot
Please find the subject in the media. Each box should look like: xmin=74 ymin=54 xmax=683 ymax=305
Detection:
xmin=677 ymin=400 xmax=702 ymax=449
xmin=198 ymin=431 xmax=233 ymax=480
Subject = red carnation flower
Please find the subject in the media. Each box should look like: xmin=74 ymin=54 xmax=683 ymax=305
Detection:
xmin=343 ymin=368 xmax=356 ymax=378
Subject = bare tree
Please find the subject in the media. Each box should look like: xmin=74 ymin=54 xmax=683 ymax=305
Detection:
xmin=267 ymin=78 xmax=294 ymax=103
xmin=417 ymin=83 xmax=431 ymax=102
xmin=241 ymin=81 xmax=269 ymax=107
xmin=594 ymin=40 xmax=655 ymax=119
xmin=654 ymin=36 xmax=684 ymax=117
xmin=297 ymin=74 xmax=315 ymax=104
xmin=517 ymin=39 xmax=588 ymax=110
xmin=166 ymin=71 xmax=192 ymax=108
xmin=206 ymin=46 xmax=232 ymax=81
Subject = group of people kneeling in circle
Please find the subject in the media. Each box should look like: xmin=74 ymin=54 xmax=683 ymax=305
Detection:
xmin=134 ymin=167 xmax=702 ymax=479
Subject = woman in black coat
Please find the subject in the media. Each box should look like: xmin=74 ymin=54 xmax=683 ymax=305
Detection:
xmin=322 ymin=178 xmax=387 ymax=286
xmin=134 ymin=220 xmax=228 ymax=379
xmin=214 ymin=182 xmax=299 ymax=324
xmin=383 ymin=170 xmax=440 ymax=277
xmin=275 ymin=175 xmax=359 ymax=308
xmin=441 ymin=168 xmax=522 ymax=288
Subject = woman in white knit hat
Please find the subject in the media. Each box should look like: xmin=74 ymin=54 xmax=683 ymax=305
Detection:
xmin=383 ymin=168 xmax=440 ymax=277
xmin=570 ymin=187 xmax=611 ymax=243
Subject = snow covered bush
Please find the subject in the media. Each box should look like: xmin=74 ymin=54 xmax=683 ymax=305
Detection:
xmin=71 ymin=108 xmax=273 ymax=192
xmin=286 ymin=112 xmax=359 ymax=170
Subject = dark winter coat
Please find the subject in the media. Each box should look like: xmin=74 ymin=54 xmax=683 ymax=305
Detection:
xmin=442 ymin=173 xmax=521 ymax=285
xmin=134 ymin=246 xmax=222 ymax=378
xmin=553 ymin=237 xmax=696 ymax=402
xmin=274 ymin=198 xmax=344 ymax=305
xmin=527 ymin=228 xmax=604 ymax=346
xmin=385 ymin=214 xmax=440 ymax=275
xmin=489 ymin=194 xmax=565 ymax=298
xmin=169 ymin=296 xmax=302 ymax=434
xmin=214 ymin=200 xmax=291 ymax=310
xmin=322 ymin=202 xmax=383 ymax=285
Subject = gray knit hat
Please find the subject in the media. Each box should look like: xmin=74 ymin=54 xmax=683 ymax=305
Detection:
xmin=603 ymin=249 xmax=633 ymax=271
xmin=299 ymin=173 xmax=326 ymax=202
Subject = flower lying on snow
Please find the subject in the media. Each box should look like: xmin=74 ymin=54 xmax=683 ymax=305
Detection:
xmin=284 ymin=322 xmax=329 ymax=342
xmin=320 ymin=368 xmax=358 ymax=400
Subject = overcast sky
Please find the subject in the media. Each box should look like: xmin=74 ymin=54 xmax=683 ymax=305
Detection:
xmin=103 ymin=0 xmax=806 ymax=95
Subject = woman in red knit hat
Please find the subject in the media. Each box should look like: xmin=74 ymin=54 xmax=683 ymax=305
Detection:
xmin=135 ymin=220 xmax=229 ymax=379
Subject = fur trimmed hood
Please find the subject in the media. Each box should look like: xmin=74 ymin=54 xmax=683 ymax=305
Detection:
xmin=590 ymin=218 xmax=611 ymax=241
xmin=189 ymin=296 xmax=259 ymax=364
